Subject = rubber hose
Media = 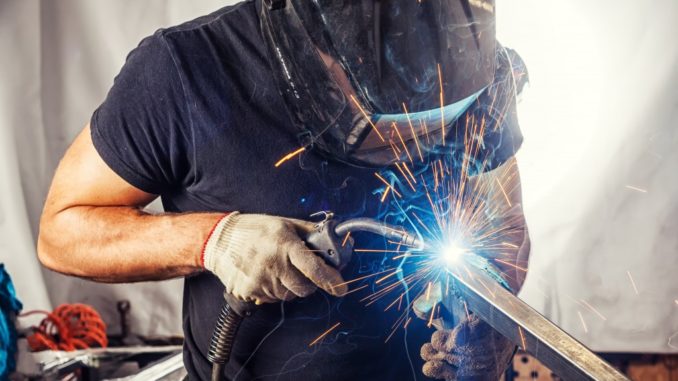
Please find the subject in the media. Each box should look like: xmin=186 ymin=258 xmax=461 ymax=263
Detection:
xmin=209 ymin=303 xmax=244 ymax=381
xmin=211 ymin=363 xmax=225 ymax=381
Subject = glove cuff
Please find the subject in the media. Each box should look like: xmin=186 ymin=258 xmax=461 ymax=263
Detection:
xmin=201 ymin=212 xmax=240 ymax=269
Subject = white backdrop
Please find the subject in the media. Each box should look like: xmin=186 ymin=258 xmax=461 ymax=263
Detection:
xmin=1 ymin=0 xmax=676 ymax=352
xmin=0 ymin=0 xmax=226 ymax=338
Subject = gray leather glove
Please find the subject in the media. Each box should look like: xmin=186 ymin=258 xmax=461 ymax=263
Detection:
xmin=413 ymin=282 xmax=515 ymax=381
xmin=420 ymin=314 xmax=515 ymax=381
xmin=203 ymin=212 xmax=347 ymax=304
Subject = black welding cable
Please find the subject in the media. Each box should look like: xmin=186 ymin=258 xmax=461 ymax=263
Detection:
xmin=209 ymin=303 xmax=245 ymax=381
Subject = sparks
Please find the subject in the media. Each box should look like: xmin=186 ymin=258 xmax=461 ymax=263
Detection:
xmin=376 ymin=269 xmax=402 ymax=285
xmin=274 ymin=147 xmax=306 ymax=167
xmin=354 ymin=248 xmax=403 ymax=253
xmin=341 ymin=232 xmax=352 ymax=247
xmin=518 ymin=326 xmax=527 ymax=350
xmin=392 ymin=122 xmax=414 ymax=164
xmin=309 ymin=322 xmax=341 ymax=347
xmin=395 ymin=162 xmax=417 ymax=192
xmin=494 ymin=258 xmax=528 ymax=272
xmin=577 ymin=310 xmax=589 ymax=333
xmin=402 ymin=103 xmax=424 ymax=162
xmin=329 ymin=85 xmax=528 ymax=340
xmin=427 ymin=303 xmax=437 ymax=327
xmin=579 ymin=299 xmax=607 ymax=321
xmin=350 ymin=94 xmax=385 ymax=142
xmin=401 ymin=162 xmax=417 ymax=184
xmin=625 ymin=185 xmax=648 ymax=193
xmin=438 ymin=63 xmax=446 ymax=145
xmin=463 ymin=301 xmax=471 ymax=321
xmin=380 ymin=186 xmax=391 ymax=202
xmin=627 ymin=271 xmax=639 ymax=295
xmin=495 ymin=178 xmax=513 ymax=207
xmin=375 ymin=173 xmax=402 ymax=198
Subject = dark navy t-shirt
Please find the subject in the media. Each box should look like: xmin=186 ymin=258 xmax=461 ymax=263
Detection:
xmin=90 ymin=1 xmax=523 ymax=380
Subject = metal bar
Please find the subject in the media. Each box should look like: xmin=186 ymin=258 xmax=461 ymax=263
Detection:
xmin=37 ymin=346 xmax=183 ymax=374
xmin=105 ymin=352 xmax=186 ymax=381
xmin=444 ymin=261 xmax=629 ymax=381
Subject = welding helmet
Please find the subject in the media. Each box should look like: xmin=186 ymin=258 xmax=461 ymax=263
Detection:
xmin=260 ymin=0 xmax=497 ymax=167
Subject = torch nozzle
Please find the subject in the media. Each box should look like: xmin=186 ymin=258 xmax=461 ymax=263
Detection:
xmin=334 ymin=218 xmax=425 ymax=251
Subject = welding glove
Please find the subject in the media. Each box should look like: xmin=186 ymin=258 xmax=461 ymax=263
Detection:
xmin=420 ymin=314 xmax=516 ymax=381
xmin=413 ymin=282 xmax=458 ymax=330
xmin=202 ymin=212 xmax=347 ymax=304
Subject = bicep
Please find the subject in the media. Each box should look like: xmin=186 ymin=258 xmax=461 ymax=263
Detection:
xmin=44 ymin=124 xmax=157 ymax=216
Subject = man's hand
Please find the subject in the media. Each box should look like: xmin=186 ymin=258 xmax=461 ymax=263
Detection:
xmin=420 ymin=314 xmax=515 ymax=381
xmin=202 ymin=213 xmax=347 ymax=304
xmin=413 ymin=279 xmax=515 ymax=380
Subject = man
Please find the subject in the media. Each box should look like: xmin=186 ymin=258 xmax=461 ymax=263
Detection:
xmin=38 ymin=1 xmax=530 ymax=380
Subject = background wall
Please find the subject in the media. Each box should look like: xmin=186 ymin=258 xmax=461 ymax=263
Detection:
xmin=0 ymin=0 xmax=226 ymax=338
xmin=498 ymin=0 xmax=678 ymax=352
xmin=0 ymin=0 xmax=676 ymax=352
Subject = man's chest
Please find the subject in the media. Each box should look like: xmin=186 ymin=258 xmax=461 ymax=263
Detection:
xmin=163 ymin=111 xmax=383 ymax=220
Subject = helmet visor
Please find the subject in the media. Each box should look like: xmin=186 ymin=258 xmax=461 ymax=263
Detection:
xmin=260 ymin=0 xmax=496 ymax=166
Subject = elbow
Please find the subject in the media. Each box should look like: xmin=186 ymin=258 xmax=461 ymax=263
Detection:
xmin=37 ymin=213 xmax=69 ymax=273
xmin=37 ymin=224 xmax=59 ymax=272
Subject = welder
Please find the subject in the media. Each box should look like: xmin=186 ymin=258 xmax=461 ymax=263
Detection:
xmin=37 ymin=0 xmax=530 ymax=380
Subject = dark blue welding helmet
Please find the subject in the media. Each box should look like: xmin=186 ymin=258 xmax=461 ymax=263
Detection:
xmin=260 ymin=0 xmax=497 ymax=167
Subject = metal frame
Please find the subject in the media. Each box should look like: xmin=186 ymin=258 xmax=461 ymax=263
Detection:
xmin=444 ymin=261 xmax=629 ymax=380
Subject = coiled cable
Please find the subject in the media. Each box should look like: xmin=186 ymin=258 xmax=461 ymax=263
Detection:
xmin=20 ymin=303 xmax=108 ymax=352
xmin=209 ymin=299 xmax=252 ymax=381
xmin=208 ymin=303 xmax=242 ymax=380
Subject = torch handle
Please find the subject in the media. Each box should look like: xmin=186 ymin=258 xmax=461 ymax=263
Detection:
xmin=306 ymin=216 xmax=424 ymax=270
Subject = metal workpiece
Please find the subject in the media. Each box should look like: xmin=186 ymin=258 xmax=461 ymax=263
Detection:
xmin=443 ymin=261 xmax=629 ymax=381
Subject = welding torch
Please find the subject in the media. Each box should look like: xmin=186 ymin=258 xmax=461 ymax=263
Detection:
xmin=207 ymin=212 xmax=423 ymax=381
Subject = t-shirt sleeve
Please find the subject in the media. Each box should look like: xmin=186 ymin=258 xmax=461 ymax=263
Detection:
xmin=91 ymin=33 xmax=190 ymax=194
xmin=449 ymin=45 xmax=527 ymax=175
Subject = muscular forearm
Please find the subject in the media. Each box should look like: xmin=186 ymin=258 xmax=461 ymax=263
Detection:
xmin=38 ymin=206 xmax=222 ymax=282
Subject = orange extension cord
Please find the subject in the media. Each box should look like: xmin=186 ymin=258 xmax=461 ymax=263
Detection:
xmin=20 ymin=304 xmax=108 ymax=352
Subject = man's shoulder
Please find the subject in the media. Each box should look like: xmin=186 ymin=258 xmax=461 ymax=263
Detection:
xmin=145 ymin=0 xmax=263 ymax=73
xmin=158 ymin=0 xmax=256 ymax=39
